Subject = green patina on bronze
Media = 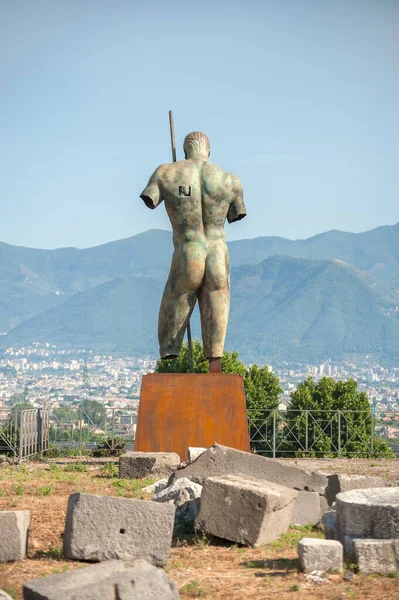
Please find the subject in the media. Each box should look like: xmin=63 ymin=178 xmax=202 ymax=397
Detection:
xmin=140 ymin=132 xmax=246 ymax=360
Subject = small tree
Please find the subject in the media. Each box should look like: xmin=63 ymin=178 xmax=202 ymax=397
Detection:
xmin=283 ymin=377 xmax=394 ymax=458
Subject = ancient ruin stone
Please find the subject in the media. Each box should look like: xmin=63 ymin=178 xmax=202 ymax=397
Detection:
xmin=354 ymin=538 xmax=399 ymax=574
xmin=298 ymin=538 xmax=343 ymax=573
xmin=23 ymin=559 xmax=180 ymax=600
xmin=63 ymin=493 xmax=175 ymax=566
xmin=170 ymin=443 xmax=327 ymax=493
xmin=196 ymin=474 xmax=297 ymax=546
xmin=119 ymin=452 xmax=180 ymax=479
xmin=336 ymin=487 xmax=399 ymax=542
xmin=0 ymin=510 xmax=30 ymax=563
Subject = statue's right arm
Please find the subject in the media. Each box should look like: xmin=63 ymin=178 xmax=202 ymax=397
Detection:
xmin=140 ymin=165 xmax=165 ymax=209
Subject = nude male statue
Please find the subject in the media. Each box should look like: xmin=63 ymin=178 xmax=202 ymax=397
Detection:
xmin=140 ymin=131 xmax=246 ymax=370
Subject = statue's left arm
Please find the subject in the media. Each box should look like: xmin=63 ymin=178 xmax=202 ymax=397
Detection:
xmin=140 ymin=165 xmax=165 ymax=210
xmin=227 ymin=175 xmax=246 ymax=223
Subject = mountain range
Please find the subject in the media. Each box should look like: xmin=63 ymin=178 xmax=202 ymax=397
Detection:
xmin=1 ymin=223 xmax=399 ymax=364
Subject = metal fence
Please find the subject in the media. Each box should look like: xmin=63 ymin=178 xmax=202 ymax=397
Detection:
xmin=0 ymin=408 xmax=50 ymax=461
xmin=1 ymin=406 xmax=397 ymax=461
xmin=49 ymin=407 xmax=136 ymax=452
xmin=247 ymin=409 xmax=393 ymax=458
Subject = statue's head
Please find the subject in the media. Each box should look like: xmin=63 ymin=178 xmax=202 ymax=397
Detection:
xmin=183 ymin=132 xmax=210 ymax=160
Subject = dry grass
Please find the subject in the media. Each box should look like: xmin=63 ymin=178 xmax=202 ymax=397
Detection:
xmin=0 ymin=461 xmax=398 ymax=600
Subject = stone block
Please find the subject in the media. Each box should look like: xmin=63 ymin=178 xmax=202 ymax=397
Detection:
xmin=325 ymin=474 xmax=386 ymax=506
xmin=1 ymin=591 xmax=14 ymax=600
xmin=153 ymin=477 xmax=203 ymax=530
xmin=23 ymin=559 xmax=180 ymax=600
xmin=298 ymin=538 xmax=343 ymax=573
xmin=119 ymin=452 xmax=180 ymax=479
xmin=354 ymin=539 xmax=399 ymax=574
xmin=336 ymin=487 xmax=399 ymax=542
xmin=0 ymin=510 xmax=30 ymax=562
xmin=196 ymin=474 xmax=297 ymax=547
xmin=290 ymin=491 xmax=321 ymax=526
xmin=188 ymin=447 xmax=207 ymax=463
xmin=170 ymin=443 xmax=327 ymax=493
xmin=63 ymin=493 xmax=175 ymax=566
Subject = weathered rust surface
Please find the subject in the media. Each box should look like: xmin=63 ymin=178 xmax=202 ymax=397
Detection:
xmin=134 ymin=373 xmax=250 ymax=460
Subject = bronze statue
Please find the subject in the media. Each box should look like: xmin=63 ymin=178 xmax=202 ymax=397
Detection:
xmin=140 ymin=131 xmax=246 ymax=371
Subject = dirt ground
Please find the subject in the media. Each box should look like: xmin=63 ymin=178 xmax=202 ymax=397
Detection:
xmin=0 ymin=460 xmax=399 ymax=600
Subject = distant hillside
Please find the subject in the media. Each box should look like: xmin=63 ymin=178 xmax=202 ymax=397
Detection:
xmin=0 ymin=230 xmax=173 ymax=332
xmin=228 ymin=256 xmax=399 ymax=363
xmin=228 ymin=222 xmax=399 ymax=288
xmin=1 ymin=276 xmax=163 ymax=354
xmin=3 ymin=256 xmax=399 ymax=364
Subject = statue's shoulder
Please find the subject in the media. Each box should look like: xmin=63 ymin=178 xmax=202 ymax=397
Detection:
xmin=206 ymin=162 xmax=241 ymax=190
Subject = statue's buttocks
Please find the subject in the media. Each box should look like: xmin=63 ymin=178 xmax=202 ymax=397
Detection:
xmin=140 ymin=132 xmax=246 ymax=360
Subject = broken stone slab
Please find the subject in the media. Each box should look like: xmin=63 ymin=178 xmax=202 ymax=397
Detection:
xmin=196 ymin=474 xmax=297 ymax=547
xmin=298 ymin=538 xmax=343 ymax=573
xmin=188 ymin=447 xmax=207 ymax=463
xmin=354 ymin=538 xmax=399 ymax=574
xmin=153 ymin=477 xmax=203 ymax=531
xmin=142 ymin=478 xmax=169 ymax=495
xmin=23 ymin=559 xmax=180 ymax=600
xmin=170 ymin=443 xmax=328 ymax=494
xmin=325 ymin=474 xmax=386 ymax=506
xmin=290 ymin=491 xmax=321 ymax=526
xmin=336 ymin=487 xmax=399 ymax=543
xmin=0 ymin=510 xmax=30 ymax=563
xmin=63 ymin=493 xmax=175 ymax=566
xmin=119 ymin=452 xmax=180 ymax=479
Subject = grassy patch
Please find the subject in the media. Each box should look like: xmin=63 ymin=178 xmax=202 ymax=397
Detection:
xmin=183 ymin=580 xmax=207 ymax=597
xmin=34 ymin=547 xmax=63 ymax=560
xmin=1 ymin=587 xmax=16 ymax=598
xmin=37 ymin=485 xmax=53 ymax=497
xmin=64 ymin=463 xmax=87 ymax=473
xmin=270 ymin=526 xmax=323 ymax=551
xmin=111 ymin=477 xmax=155 ymax=498
xmin=13 ymin=483 xmax=24 ymax=496
xmin=100 ymin=463 xmax=118 ymax=478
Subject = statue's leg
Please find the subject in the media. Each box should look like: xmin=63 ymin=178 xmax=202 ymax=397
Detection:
xmin=158 ymin=243 xmax=206 ymax=359
xmin=198 ymin=241 xmax=230 ymax=359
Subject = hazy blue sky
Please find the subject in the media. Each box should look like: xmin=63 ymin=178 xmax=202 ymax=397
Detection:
xmin=1 ymin=0 xmax=398 ymax=249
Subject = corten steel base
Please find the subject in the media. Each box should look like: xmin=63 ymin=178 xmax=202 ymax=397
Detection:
xmin=134 ymin=373 xmax=250 ymax=460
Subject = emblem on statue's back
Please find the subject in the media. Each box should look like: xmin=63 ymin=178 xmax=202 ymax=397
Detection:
xmin=179 ymin=186 xmax=191 ymax=197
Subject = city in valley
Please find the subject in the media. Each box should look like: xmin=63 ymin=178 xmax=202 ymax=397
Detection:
xmin=0 ymin=343 xmax=399 ymax=442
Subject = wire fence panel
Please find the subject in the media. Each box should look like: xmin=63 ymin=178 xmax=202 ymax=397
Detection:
xmin=48 ymin=408 xmax=136 ymax=452
xmin=247 ymin=409 xmax=389 ymax=458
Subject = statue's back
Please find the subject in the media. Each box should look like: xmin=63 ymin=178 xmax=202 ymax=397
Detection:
xmin=160 ymin=159 xmax=243 ymax=233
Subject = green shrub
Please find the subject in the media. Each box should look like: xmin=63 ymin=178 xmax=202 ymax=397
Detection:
xmin=64 ymin=463 xmax=87 ymax=472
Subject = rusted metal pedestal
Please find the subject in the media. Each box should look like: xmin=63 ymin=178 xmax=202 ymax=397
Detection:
xmin=134 ymin=373 xmax=250 ymax=461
